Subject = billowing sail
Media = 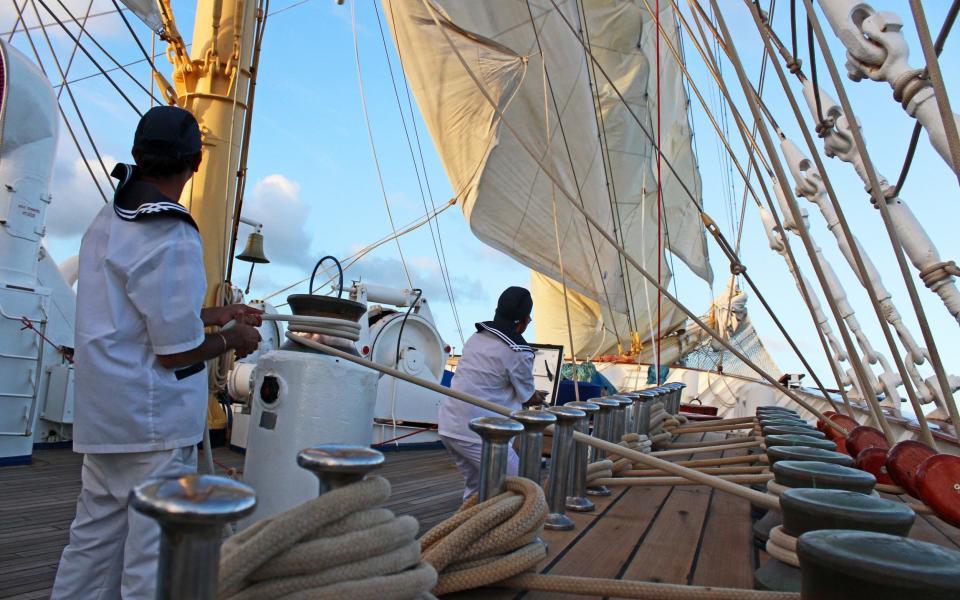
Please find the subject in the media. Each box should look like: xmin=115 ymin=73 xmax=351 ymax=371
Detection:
xmin=387 ymin=0 xmax=711 ymax=357
xmin=533 ymin=1 xmax=712 ymax=358
xmin=385 ymin=0 xmax=627 ymax=312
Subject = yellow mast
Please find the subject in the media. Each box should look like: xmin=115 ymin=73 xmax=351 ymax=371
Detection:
xmin=158 ymin=0 xmax=259 ymax=431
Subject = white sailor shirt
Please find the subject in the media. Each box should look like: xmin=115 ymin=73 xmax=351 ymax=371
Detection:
xmin=73 ymin=165 xmax=207 ymax=454
xmin=438 ymin=329 xmax=536 ymax=443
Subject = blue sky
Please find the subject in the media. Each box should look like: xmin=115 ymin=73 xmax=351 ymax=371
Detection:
xmin=4 ymin=0 xmax=958 ymax=404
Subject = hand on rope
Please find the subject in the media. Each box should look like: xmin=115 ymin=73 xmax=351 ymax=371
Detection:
xmin=419 ymin=477 xmax=548 ymax=596
xmin=217 ymin=476 xmax=437 ymax=600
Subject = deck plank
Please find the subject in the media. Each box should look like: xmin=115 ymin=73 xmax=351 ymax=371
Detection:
xmin=688 ymin=446 xmax=756 ymax=588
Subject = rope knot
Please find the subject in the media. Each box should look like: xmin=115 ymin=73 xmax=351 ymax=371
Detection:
xmin=892 ymin=68 xmax=931 ymax=110
xmin=919 ymin=260 xmax=960 ymax=289
xmin=785 ymin=58 xmax=802 ymax=76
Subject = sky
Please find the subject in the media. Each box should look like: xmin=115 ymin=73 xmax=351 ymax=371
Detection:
xmin=3 ymin=0 xmax=959 ymax=408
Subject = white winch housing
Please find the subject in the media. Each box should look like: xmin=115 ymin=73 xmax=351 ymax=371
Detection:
xmin=343 ymin=283 xmax=450 ymax=445
xmin=240 ymin=348 xmax=379 ymax=527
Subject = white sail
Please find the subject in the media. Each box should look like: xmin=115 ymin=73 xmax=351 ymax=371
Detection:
xmin=531 ymin=1 xmax=711 ymax=357
xmin=386 ymin=1 xmax=711 ymax=356
xmin=117 ymin=0 xmax=162 ymax=31
xmin=385 ymin=0 xmax=627 ymax=312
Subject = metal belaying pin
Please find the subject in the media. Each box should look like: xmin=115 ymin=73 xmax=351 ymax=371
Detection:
xmin=587 ymin=398 xmax=619 ymax=497
xmin=563 ymin=401 xmax=599 ymax=512
xmin=609 ymin=397 xmax=632 ymax=444
xmin=469 ymin=417 xmax=524 ymax=501
xmin=544 ymin=405 xmax=586 ymax=530
xmin=591 ymin=399 xmax=618 ymax=457
xmin=511 ymin=409 xmax=557 ymax=484
xmin=632 ymin=390 xmax=657 ymax=435
xmin=296 ymin=444 xmax=385 ymax=496
xmin=131 ymin=475 xmax=257 ymax=600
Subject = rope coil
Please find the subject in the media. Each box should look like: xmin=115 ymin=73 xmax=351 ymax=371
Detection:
xmin=218 ymin=476 xmax=436 ymax=600
xmin=420 ymin=477 xmax=548 ymax=595
xmin=765 ymin=525 xmax=799 ymax=568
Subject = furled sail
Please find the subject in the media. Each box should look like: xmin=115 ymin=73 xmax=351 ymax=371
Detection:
xmin=385 ymin=0 xmax=627 ymax=312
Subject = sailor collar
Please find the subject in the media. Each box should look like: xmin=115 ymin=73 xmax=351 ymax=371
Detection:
xmin=110 ymin=163 xmax=198 ymax=230
xmin=476 ymin=320 xmax=535 ymax=354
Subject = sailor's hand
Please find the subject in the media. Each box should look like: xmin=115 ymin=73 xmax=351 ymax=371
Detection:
xmin=224 ymin=324 xmax=262 ymax=359
xmin=524 ymin=390 xmax=547 ymax=407
xmin=204 ymin=304 xmax=264 ymax=327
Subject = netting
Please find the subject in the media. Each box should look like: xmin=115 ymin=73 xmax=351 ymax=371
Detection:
xmin=681 ymin=318 xmax=782 ymax=380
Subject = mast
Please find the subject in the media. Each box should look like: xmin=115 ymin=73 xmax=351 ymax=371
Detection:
xmin=158 ymin=0 xmax=259 ymax=431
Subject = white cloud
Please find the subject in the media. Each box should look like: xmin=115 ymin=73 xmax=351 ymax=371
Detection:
xmin=46 ymin=152 xmax=116 ymax=240
xmin=242 ymin=174 xmax=313 ymax=268
xmin=347 ymin=254 xmax=487 ymax=307
xmin=2 ymin=0 xmax=128 ymax=41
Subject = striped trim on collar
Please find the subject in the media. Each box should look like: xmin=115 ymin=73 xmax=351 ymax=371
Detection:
xmin=110 ymin=163 xmax=198 ymax=229
xmin=477 ymin=322 xmax=535 ymax=354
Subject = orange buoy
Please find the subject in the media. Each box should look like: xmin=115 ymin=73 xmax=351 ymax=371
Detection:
xmin=855 ymin=447 xmax=893 ymax=485
xmin=846 ymin=426 xmax=890 ymax=458
xmin=916 ymin=454 xmax=960 ymax=528
xmin=825 ymin=414 xmax=859 ymax=442
xmin=885 ymin=441 xmax=936 ymax=499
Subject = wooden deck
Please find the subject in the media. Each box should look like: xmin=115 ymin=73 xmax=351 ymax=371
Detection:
xmin=2 ymin=432 xmax=959 ymax=599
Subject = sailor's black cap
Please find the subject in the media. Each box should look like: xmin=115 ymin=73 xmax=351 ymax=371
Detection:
xmin=132 ymin=105 xmax=202 ymax=159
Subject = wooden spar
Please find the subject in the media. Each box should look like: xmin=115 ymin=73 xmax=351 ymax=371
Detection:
xmin=285 ymin=333 xmax=781 ymax=511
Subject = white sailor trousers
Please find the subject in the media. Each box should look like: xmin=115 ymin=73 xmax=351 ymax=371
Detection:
xmin=51 ymin=446 xmax=197 ymax=600
xmin=441 ymin=435 xmax=519 ymax=501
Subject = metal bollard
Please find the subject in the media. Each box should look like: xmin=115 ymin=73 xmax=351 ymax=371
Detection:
xmin=591 ymin=398 xmax=619 ymax=460
xmin=632 ymin=390 xmax=657 ymax=435
xmin=511 ymin=409 xmax=557 ymax=484
xmin=468 ymin=417 xmax=524 ymax=501
xmin=544 ymin=405 xmax=585 ymax=530
xmin=623 ymin=394 xmax=640 ymax=434
xmin=610 ymin=397 xmax=632 ymax=443
xmin=297 ymin=444 xmax=385 ymax=495
xmin=131 ymin=475 xmax=256 ymax=600
xmin=563 ymin=401 xmax=599 ymax=512
xmin=587 ymin=398 xmax=619 ymax=497
xmin=672 ymin=381 xmax=687 ymax=413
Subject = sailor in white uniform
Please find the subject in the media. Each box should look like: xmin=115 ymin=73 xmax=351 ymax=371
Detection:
xmin=439 ymin=286 xmax=546 ymax=500
xmin=52 ymin=106 xmax=263 ymax=600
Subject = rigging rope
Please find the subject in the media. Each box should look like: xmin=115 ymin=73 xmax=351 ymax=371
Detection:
xmin=374 ymin=0 xmax=465 ymax=346
xmin=656 ymin=0 xmax=663 ymax=378
xmin=351 ymin=0 xmax=413 ymax=289
xmin=575 ymin=0 xmax=640 ymax=338
xmin=261 ymin=199 xmax=455 ymax=302
xmin=523 ymin=0 xmax=623 ymax=352
xmin=20 ymin=0 xmax=115 ymax=200
xmin=418 ymin=0 xmax=839 ymax=423
xmin=895 ymin=0 xmax=960 ymax=195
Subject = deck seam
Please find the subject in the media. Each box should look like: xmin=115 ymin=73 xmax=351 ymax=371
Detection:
xmin=686 ymin=486 xmax=716 ymax=584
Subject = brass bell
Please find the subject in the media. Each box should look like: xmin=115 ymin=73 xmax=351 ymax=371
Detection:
xmin=236 ymin=232 xmax=269 ymax=264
